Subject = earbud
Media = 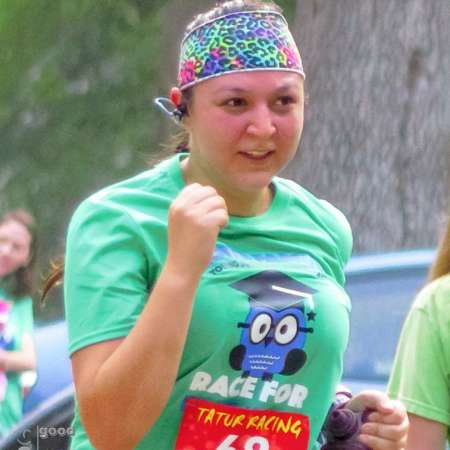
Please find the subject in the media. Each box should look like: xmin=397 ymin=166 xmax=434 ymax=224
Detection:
xmin=169 ymin=87 xmax=187 ymax=121
xmin=170 ymin=87 xmax=182 ymax=108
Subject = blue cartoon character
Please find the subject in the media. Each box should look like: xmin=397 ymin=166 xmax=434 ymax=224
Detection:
xmin=229 ymin=270 xmax=317 ymax=381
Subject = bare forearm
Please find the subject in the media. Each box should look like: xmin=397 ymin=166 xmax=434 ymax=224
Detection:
xmin=0 ymin=334 xmax=36 ymax=372
xmin=1 ymin=350 xmax=36 ymax=372
xmin=78 ymin=263 xmax=201 ymax=450
xmin=406 ymin=413 xmax=447 ymax=450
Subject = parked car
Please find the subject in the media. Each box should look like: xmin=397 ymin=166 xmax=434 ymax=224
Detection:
xmin=342 ymin=248 xmax=434 ymax=393
xmin=0 ymin=249 xmax=436 ymax=449
xmin=24 ymin=320 xmax=72 ymax=413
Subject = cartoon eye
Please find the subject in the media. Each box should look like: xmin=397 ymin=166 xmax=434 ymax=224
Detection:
xmin=250 ymin=313 xmax=272 ymax=344
xmin=274 ymin=315 xmax=298 ymax=345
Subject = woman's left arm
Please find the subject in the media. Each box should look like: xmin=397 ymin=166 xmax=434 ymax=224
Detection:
xmin=0 ymin=333 xmax=36 ymax=372
xmin=403 ymin=413 xmax=446 ymax=450
xmin=346 ymin=390 xmax=409 ymax=449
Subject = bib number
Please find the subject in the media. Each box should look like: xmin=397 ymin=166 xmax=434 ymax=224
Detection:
xmin=175 ymin=397 xmax=310 ymax=450
xmin=217 ymin=434 xmax=269 ymax=450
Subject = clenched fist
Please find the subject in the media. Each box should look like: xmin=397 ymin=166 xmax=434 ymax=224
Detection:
xmin=166 ymin=183 xmax=229 ymax=278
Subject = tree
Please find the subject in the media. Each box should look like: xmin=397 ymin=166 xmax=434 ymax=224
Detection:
xmin=0 ymin=0 xmax=168 ymax=320
xmin=285 ymin=0 xmax=450 ymax=251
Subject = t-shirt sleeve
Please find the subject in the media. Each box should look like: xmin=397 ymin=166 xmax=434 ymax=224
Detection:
xmin=319 ymin=200 xmax=353 ymax=267
xmin=64 ymin=196 xmax=149 ymax=355
xmin=318 ymin=200 xmax=353 ymax=287
xmin=387 ymin=288 xmax=450 ymax=426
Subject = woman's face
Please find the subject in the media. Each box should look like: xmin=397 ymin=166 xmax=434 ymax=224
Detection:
xmin=0 ymin=219 xmax=32 ymax=278
xmin=183 ymin=71 xmax=304 ymax=194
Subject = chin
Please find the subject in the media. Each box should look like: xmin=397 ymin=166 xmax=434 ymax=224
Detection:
xmin=232 ymin=172 xmax=275 ymax=192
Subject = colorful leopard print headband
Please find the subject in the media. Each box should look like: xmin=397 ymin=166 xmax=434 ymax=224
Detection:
xmin=178 ymin=10 xmax=305 ymax=90
xmin=154 ymin=10 xmax=305 ymax=122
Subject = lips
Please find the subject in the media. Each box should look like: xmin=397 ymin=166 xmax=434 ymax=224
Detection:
xmin=239 ymin=150 xmax=275 ymax=161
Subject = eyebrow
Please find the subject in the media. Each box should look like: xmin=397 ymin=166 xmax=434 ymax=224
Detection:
xmin=214 ymin=82 xmax=299 ymax=95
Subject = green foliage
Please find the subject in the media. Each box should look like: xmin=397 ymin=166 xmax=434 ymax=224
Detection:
xmin=275 ymin=0 xmax=296 ymax=22
xmin=0 ymin=0 xmax=169 ymax=321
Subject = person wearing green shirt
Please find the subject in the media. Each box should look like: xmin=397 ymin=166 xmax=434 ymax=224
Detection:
xmin=388 ymin=215 xmax=450 ymax=449
xmin=45 ymin=1 xmax=408 ymax=449
xmin=0 ymin=209 xmax=36 ymax=436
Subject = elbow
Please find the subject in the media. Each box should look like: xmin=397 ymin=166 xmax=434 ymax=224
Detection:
xmin=77 ymin=391 xmax=160 ymax=450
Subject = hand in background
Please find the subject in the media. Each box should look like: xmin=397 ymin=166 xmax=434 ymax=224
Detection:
xmin=346 ymin=390 xmax=408 ymax=450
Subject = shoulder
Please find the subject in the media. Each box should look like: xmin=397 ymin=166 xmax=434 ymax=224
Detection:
xmin=68 ymin=157 xmax=179 ymax=239
xmin=396 ymin=274 xmax=450 ymax=357
xmin=275 ymin=177 xmax=352 ymax=232
xmin=275 ymin=177 xmax=353 ymax=264
xmin=11 ymin=296 xmax=33 ymax=313
xmin=412 ymin=274 xmax=450 ymax=324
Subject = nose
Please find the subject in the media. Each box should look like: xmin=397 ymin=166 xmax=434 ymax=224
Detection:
xmin=246 ymin=104 xmax=276 ymax=139
xmin=264 ymin=336 xmax=273 ymax=347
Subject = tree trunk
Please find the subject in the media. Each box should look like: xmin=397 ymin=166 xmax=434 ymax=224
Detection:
xmin=285 ymin=0 xmax=450 ymax=251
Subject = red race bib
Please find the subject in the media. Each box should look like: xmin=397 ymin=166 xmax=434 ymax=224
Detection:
xmin=175 ymin=397 xmax=310 ymax=450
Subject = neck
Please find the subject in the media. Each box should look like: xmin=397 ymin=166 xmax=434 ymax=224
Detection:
xmin=181 ymin=158 xmax=273 ymax=217
xmin=218 ymin=185 xmax=273 ymax=217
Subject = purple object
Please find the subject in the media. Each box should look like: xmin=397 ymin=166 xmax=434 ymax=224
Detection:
xmin=322 ymin=407 xmax=372 ymax=450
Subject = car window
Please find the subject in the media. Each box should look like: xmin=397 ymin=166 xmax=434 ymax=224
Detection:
xmin=343 ymin=267 xmax=427 ymax=381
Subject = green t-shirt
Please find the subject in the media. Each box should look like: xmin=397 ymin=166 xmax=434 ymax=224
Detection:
xmin=0 ymin=285 xmax=34 ymax=437
xmin=65 ymin=154 xmax=353 ymax=450
xmin=388 ymin=274 xmax=450 ymax=442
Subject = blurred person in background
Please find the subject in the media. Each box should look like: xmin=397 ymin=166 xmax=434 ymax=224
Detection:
xmin=44 ymin=1 xmax=408 ymax=449
xmin=0 ymin=209 xmax=36 ymax=436
xmin=388 ymin=213 xmax=450 ymax=449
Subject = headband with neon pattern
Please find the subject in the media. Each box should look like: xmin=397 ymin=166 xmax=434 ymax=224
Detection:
xmin=177 ymin=10 xmax=305 ymax=91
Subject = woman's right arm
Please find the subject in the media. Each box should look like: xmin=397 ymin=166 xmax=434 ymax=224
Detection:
xmin=70 ymin=183 xmax=228 ymax=450
xmin=405 ymin=414 xmax=447 ymax=450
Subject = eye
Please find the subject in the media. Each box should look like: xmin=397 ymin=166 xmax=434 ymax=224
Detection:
xmin=223 ymin=97 xmax=247 ymax=108
xmin=276 ymin=95 xmax=296 ymax=106
xmin=250 ymin=313 xmax=272 ymax=344
xmin=274 ymin=315 xmax=298 ymax=345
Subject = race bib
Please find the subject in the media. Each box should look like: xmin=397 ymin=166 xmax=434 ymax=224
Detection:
xmin=175 ymin=397 xmax=310 ymax=450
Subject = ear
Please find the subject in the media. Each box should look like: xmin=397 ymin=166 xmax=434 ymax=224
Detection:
xmin=170 ymin=87 xmax=182 ymax=108
xmin=170 ymin=86 xmax=192 ymax=129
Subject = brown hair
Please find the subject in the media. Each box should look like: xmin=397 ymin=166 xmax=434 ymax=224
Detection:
xmin=0 ymin=209 xmax=37 ymax=298
xmin=42 ymin=0 xmax=285 ymax=300
xmin=41 ymin=260 xmax=64 ymax=303
xmin=185 ymin=0 xmax=282 ymax=35
xmin=428 ymin=214 xmax=450 ymax=282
